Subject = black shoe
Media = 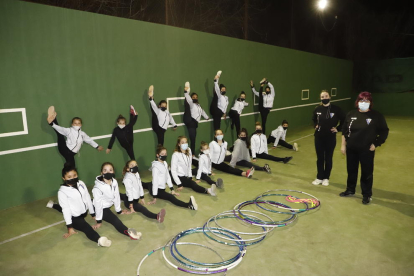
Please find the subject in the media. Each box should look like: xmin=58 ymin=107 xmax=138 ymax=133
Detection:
xmin=339 ymin=190 xmax=355 ymax=197
xmin=283 ymin=157 xmax=293 ymax=164
xmin=264 ymin=164 xmax=271 ymax=174
xmin=362 ymin=196 xmax=372 ymax=205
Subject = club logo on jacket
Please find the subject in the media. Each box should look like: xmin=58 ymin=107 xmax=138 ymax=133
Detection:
xmin=366 ymin=118 xmax=372 ymax=125
xmin=330 ymin=113 xmax=335 ymax=118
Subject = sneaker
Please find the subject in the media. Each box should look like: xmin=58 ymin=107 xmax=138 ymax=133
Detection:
xmin=322 ymin=179 xmax=329 ymax=186
xmin=293 ymin=143 xmax=298 ymax=151
xmin=312 ymin=179 xmax=323 ymax=185
xmin=47 ymin=106 xmax=56 ymax=124
xmin=188 ymin=196 xmax=198 ymax=210
xmin=126 ymin=228 xmax=142 ymax=240
xmin=157 ymin=209 xmax=166 ymax=223
xmin=46 ymin=200 xmax=54 ymax=208
xmin=246 ymin=167 xmax=255 ymax=178
xmin=98 ymin=236 xmax=112 ymax=247
xmin=339 ymin=190 xmax=355 ymax=197
xmin=216 ymin=178 xmax=223 ymax=189
xmin=130 ymin=105 xmax=137 ymax=116
xmin=148 ymin=85 xmax=154 ymax=97
xmin=283 ymin=157 xmax=293 ymax=164
xmin=185 ymin=81 xmax=190 ymax=93
xmin=217 ymin=70 xmax=222 ymax=77
xmin=264 ymin=164 xmax=271 ymax=174
xmin=208 ymin=184 xmax=217 ymax=196
xmin=362 ymin=196 xmax=372 ymax=205
xmin=260 ymin=78 xmax=266 ymax=84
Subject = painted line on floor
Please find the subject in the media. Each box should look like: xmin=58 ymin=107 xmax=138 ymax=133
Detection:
xmin=0 ymin=98 xmax=350 ymax=156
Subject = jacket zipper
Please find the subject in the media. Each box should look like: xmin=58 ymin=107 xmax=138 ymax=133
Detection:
xmin=71 ymin=129 xmax=81 ymax=151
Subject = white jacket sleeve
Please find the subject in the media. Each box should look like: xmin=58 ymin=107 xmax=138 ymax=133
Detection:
xmin=165 ymin=162 xmax=174 ymax=189
xmin=251 ymin=136 xmax=258 ymax=158
xmin=268 ymin=82 xmax=275 ymax=98
xmin=58 ymin=191 xmax=73 ymax=226
xmin=188 ymin=150 xmax=193 ymax=177
xmin=214 ymin=79 xmax=222 ymax=99
xmin=151 ymin=168 xmax=159 ymax=197
xmin=52 ymin=123 xmax=71 ymax=136
xmin=137 ymin=177 xmax=144 ymax=199
xmin=184 ymin=91 xmax=194 ymax=108
xmin=82 ymin=131 xmax=99 ymax=148
xmin=168 ymin=112 xmax=177 ymax=127
xmin=251 ymin=87 xmax=259 ymax=97
xmin=196 ymin=156 xmax=204 ymax=180
xmin=264 ymin=136 xmax=269 ymax=154
xmin=113 ymin=183 xmax=122 ymax=213
xmin=274 ymin=129 xmax=283 ymax=147
xmin=282 ymin=130 xmax=287 ymax=141
xmin=150 ymin=99 xmax=160 ymax=116
xmin=201 ymin=108 xmax=209 ymax=120
xmin=123 ymin=178 xmax=134 ymax=202
xmin=79 ymin=181 xmax=95 ymax=215
xmin=171 ymin=153 xmax=182 ymax=185
xmin=92 ymin=188 xmax=104 ymax=221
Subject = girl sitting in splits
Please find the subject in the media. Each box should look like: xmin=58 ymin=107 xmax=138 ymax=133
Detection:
xmin=268 ymin=120 xmax=298 ymax=151
xmin=192 ymin=141 xmax=224 ymax=188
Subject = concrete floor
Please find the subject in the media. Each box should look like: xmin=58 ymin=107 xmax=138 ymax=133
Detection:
xmin=0 ymin=116 xmax=413 ymax=276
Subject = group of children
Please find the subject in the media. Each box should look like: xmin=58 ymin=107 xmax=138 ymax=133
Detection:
xmin=45 ymin=70 xmax=299 ymax=247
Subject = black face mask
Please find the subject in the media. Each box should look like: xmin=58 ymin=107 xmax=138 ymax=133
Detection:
xmin=159 ymin=155 xmax=167 ymax=161
xmin=238 ymin=98 xmax=245 ymax=101
xmin=130 ymin=166 xmax=138 ymax=174
xmin=66 ymin=177 xmax=78 ymax=185
xmin=321 ymin=99 xmax=330 ymax=105
xmin=239 ymin=137 xmax=247 ymax=141
xmin=103 ymin=173 xmax=115 ymax=180
xmin=266 ymin=90 xmax=271 ymax=94
xmin=221 ymin=91 xmax=226 ymax=95
xmin=283 ymin=127 xmax=288 ymax=130
xmin=256 ymin=129 xmax=263 ymax=134
xmin=192 ymin=99 xmax=198 ymax=104
xmin=160 ymin=107 xmax=167 ymax=111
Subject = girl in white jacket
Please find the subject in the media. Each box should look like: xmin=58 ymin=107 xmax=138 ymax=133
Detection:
xmin=46 ymin=106 xmax=103 ymax=167
xmin=146 ymin=146 xmax=198 ymax=210
xmin=268 ymin=120 xmax=298 ymax=151
xmin=229 ymin=91 xmax=249 ymax=135
xmin=122 ymin=160 xmax=166 ymax=223
xmin=171 ymin=136 xmax=216 ymax=196
xmin=192 ymin=141 xmax=224 ymax=188
xmin=148 ymin=85 xmax=177 ymax=146
xmin=92 ymin=162 xmax=142 ymax=240
xmin=49 ymin=164 xmax=111 ymax=247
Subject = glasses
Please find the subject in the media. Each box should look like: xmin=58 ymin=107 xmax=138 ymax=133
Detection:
xmin=359 ymin=99 xmax=370 ymax=103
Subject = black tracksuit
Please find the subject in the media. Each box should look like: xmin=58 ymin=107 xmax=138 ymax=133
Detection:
xmin=342 ymin=109 xmax=389 ymax=197
xmin=312 ymin=104 xmax=345 ymax=180
xmin=108 ymin=113 xmax=138 ymax=160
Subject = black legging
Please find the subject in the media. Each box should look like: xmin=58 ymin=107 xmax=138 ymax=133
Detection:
xmin=145 ymin=183 xmax=190 ymax=208
xmin=151 ymin=104 xmax=167 ymax=146
xmin=102 ymin=208 xmax=129 ymax=236
xmin=314 ymin=135 xmax=336 ymax=180
xmin=346 ymin=147 xmax=375 ymax=197
xmin=229 ymin=110 xmax=241 ymax=135
xmin=256 ymin=152 xmax=284 ymax=162
xmin=71 ymin=213 xmax=100 ymax=243
xmin=267 ymin=136 xmax=293 ymax=149
xmin=178 ymin=176 xmax=208 ymax=194
xmin=212 ymin=162 xmax=243 ymax=176
xmin=122 ymin=145 xmax=135 ymax=160
xmin=191 ymin=168 xmax=215 ymax=185
xmin=185 ymin=119 xmax=198 ymax=155
xmin=120 ymin=193 xmax=157 ymax=220
xmin=235 ymin=160 xmax=265 ymax=171
xmin=259 ymin=107 xmax=270 ymax=135
xmin=211 ymin=112 xmax=223 ymax=131
xmin=50 ymin=118 xmax=76 ymax=166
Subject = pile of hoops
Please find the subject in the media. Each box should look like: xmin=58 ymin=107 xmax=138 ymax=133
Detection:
xmin=137 ymin=189 xmax=320 ymax=275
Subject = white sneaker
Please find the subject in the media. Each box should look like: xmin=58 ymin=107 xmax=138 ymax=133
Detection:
xmin=260 ymin=78 xmax=266 ymax=84
xmin=148 ymin=85 xmax=154 ymax=97
xmin=98 ymin=236 xmax=112 ymax=247
xmin=208 ymin=184 xmax=217 ymax=196
xmin=217 ymin=71 xmax=222 ymax=77
xmin=127 ymin=228 xmax=142 ymax=240
xmin=189 ymin=196 xmax=198 ymax=210
xmin=246 ymin=167 xmax=255 ymax=178
xmin=322 ymin=179 xmax=329 ymax=186
xmin=185 ymin=81 xmax=190 ymax=93
xmin=46 ymin=200 xmax=54 ymax=208
xmin=293 ymin=143 xmax=298 ymax=151
xmin=312 ymin=179 xmax=323 ymax=185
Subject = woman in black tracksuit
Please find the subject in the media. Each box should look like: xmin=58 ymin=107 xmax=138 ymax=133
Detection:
xmin=106 ymin=105 xmax=138 ymax=160
xmin=183 ymin=81 xmax=209 ymax=156
xmin=340 ymin=92 xmax=389 ymax=205
xmin=210 ymin=71 xmax=229 ymax=131
xmin=312 ymin=90 xmax=345 ymax=186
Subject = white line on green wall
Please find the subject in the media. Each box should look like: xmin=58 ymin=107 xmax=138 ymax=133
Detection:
xmin=0 ymin=98 xmax=350 ymax=156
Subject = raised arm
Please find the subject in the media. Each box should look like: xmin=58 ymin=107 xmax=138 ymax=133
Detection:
xmin=184 ymin=90 xmax=194 ymax=108
xmin=150 ymin=98 xmax=160 ymax=116
xmin=267 ymin=82 xmax=275 ymax=98
xmin=51 ymin=123 xmax=71 ymax=136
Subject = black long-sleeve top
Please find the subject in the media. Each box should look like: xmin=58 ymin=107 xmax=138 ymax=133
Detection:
xmin=342 ymin=109 xmax=389 ymax=151
xmin=312 ymin=104 xmax=345 ymax=137
xmin=107 ymin=113 xmax=138 ymax=149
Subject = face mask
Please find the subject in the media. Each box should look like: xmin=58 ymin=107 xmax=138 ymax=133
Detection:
xmin=216 ymin=135 xmax=223 ymax=140
xmin=103 ymin=173 xmax=114 ymax=180
xmin=72 ymin=126 xmax=81 ymax=130
xmin=256 ymin=129 xmax=263 ymax=134
xmin=66 ymin=177 xmax=78 ymax=185
xmin=221 ymin=91 xmax=226 ymax=95
xmin=160 ymin=107 xmax=167 ymax=111
xmin=180 ymin=143 xmax=189 ymax=151
xmin=283 ymin=127 xmax=288 ymax=130
xmin=159 ymin=155 xmax=167 ymax=161
xmin=130 ymin=166 xmax=138 ymax=174
xmin=321 ymin=99 xmax=330 ymax=105
xmin=240 ymin=137 xmax=247 ymax=141
xmin=238 ymin=98 xmax=245 ymax=101
xmin=192 ymin=99 xmax=198 ymax=104
xmin=203 ymin=149 xmax=210 ymax=155
xmin=266 ymin=90 xmax=271 ymax=95
xmin=118 ymin=124 xmax=125 ymax=129
xmin=358 ymin=102 xmax=370 ymax=111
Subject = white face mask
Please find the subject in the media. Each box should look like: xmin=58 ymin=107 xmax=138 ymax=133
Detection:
xmin=118 ymin=124 xmax=125 ymax=129
xmin=72 ymin=126 xmax=81 ymax=130
xmin=216 ymin=135 xmax=223 ymax=141
xmin=358 ymin=102 xmax=370 ymax=111
xmin=180 ymin=143 xmax=188 ymax=151
xmin=203 ymin=149 xmax=210 ymax=155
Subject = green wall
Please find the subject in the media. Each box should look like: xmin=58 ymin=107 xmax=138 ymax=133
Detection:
xmin=0 ymin=1 xmax=353 ymax=210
